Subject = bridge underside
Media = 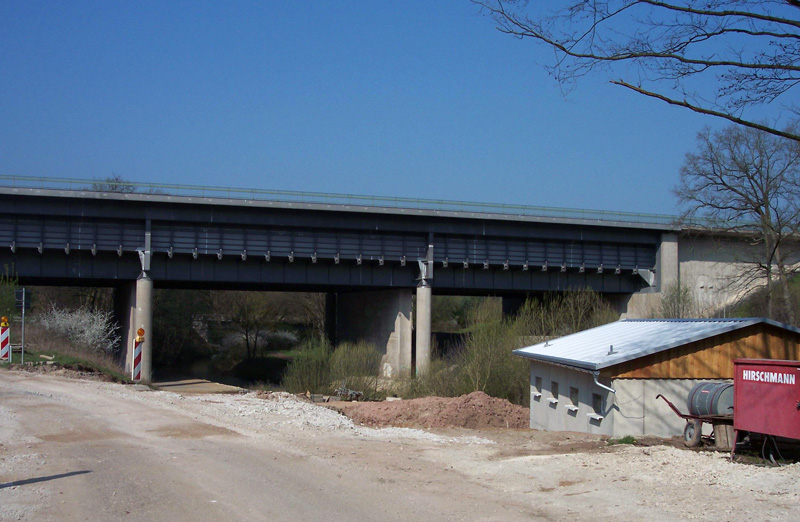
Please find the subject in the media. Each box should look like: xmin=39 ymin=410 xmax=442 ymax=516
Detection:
xmin=5 ymin=250 xmax=647 ymax=295
xmin=0 ymin=189 xmax=665 ymax=380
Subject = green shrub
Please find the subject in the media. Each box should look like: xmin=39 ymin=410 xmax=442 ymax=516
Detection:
xmin=458 ymin=316 xmax=530 ymax=406
xmin=329 ymin=341 xmax=384 ymax=400
xmin=404 ymin=357 xmax=470 ymax=398
xmin=282 ymin=337 xmax=332 ymax=394
xmin=397 ymin=290 xmax=616 ymax=407
xmin=608 ymin=435 xmax=637 ymax=445
xmin=285 ymin=289 xmax=617 ymax=406
xmin=282 ymin=339 xmax=386 ymax=399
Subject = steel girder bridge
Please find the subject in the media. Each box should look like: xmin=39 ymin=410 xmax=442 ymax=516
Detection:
xmin=0 ymin=177 xmax=678 ymax=379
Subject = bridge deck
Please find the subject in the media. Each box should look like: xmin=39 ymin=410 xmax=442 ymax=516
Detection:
xmin=0 ymin=182 xmax=665 ymax=294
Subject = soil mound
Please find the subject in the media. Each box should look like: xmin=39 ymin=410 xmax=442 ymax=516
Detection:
xmin=328 ymin=391 xmax=530 ymax=429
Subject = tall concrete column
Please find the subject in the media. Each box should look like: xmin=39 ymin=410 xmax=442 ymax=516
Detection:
xmin=415 ymin=283 xmax=432 ymax=375
xmin=415 ymin=233 xmax=434 ymax=375
xmin=134 ymin=272 xmax=154 ymax=382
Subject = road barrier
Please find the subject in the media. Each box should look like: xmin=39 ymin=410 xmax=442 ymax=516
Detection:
xmin=0 ymin=317 xmax=8 ymax=362
xmin=132 ymin=327 xmax=144 ymax=381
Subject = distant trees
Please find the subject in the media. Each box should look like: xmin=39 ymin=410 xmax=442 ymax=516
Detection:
xmin=514 ymin=290 xmax=619 ymax=338
xmin=474 ymin=0 xmax=800 ymax=141
xmin=91 ymin=175 xmax=136 ymax=193
xmin=288 ymin=293 xmax=327 ymax=340
xmin=152 ymin=289 xmax=212 ymax=367
xmin=89 ymin=175 xmax=165 ymax=195
xmin=0 ymin=268 xmax=18 ymax=322
xmin=212 ymin=291 xmax=286 ymax=359
xmin=431 ymin=296 xmax=484 ymax=332
xmin=676 ymin=124 xmax=800 ymax=323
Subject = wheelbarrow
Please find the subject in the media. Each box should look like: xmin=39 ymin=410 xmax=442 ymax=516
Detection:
xmin=656 ymin=394 xmax=735 ymax=449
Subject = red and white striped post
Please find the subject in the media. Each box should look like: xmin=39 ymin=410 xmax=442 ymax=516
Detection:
xmin=132 ymin=327 xmax=145 ymax=381
xmin=0 ymin=316 xmax=9 ymax=362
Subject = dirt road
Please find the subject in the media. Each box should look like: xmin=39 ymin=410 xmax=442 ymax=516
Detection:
xmin=1 ymin=370 xmax=799 ymax=521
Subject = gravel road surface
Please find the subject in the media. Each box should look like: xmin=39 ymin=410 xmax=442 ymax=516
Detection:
xmin=1 ymin=370 xmax=799 ymax=521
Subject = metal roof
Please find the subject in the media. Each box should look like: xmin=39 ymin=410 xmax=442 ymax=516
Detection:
xmin=512 ymin=318 xmax=800 ymax=372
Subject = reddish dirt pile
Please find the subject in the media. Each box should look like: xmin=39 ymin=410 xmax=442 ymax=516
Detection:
xmin=328 ymin=391 xmax=530 ymax=429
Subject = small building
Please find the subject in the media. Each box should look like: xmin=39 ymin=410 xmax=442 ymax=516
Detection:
xmin=513 ymin=318 xmax=800 ymax=438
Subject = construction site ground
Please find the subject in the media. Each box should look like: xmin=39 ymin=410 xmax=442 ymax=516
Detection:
xmin=1 ymin=367 xmax=799 ymax=521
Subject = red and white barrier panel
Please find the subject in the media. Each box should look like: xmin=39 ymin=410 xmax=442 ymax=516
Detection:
xmin=132 ymin=338 xmax=142 ymax=381
xmin=0 ymin=319 xmax=9 ymax=362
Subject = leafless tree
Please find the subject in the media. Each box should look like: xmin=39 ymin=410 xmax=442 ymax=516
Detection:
xmin=658 ymin=282 xmax=696 ymax=318
xmin=676 ymin=124 xmax=800 ymax=323
xmin=213 ymin=291 xmax=286 ymax=359
xmin=473 ymin=0 xmax=800 ymax=141
xmin=91 ymin=175 xmax=136 ymax=193
xmin=288 ymin=293 xmax=327 ymax=340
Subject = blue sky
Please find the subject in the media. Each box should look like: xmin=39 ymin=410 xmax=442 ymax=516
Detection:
xmin=1 ymin=1 xmax=731 ymax=215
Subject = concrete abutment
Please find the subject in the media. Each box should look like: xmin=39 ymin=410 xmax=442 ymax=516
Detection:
xmin=333 ymin=289 xmax=413 ymax=378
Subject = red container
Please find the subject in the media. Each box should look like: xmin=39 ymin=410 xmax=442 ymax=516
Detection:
xmin=734 ymin=359 xmax=800 ymax=440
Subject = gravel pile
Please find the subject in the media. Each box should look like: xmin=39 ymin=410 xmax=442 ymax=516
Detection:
xmin=99 ymin=383 xmax=495 ymax=445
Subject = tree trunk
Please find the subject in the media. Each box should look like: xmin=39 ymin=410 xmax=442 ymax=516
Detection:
xmin=776 ymin=245 xmax=796 ymax=325
xmin=765 ymin=263 xmax=775 ymax=320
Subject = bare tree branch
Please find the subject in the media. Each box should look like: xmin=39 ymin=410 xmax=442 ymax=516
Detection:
xmin=613 ymin=80 xmax=800 ymax=141
xmin=473 ymin=0 xmax=800 ymax=142
xmin=638 ymin=0 xmax=800 ymax=30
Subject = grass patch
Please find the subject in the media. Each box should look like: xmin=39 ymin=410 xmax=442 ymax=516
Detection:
xmin=282 ymin=337 xmax=334 ymax=394
xmin=3 ymin=348 xmax=130 ymax=383
xmin=608 ymin=435 xmax=637 ymax=445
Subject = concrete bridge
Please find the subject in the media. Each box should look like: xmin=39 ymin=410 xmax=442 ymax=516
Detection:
xmin=0 ymin=177 xmax=737 ymax=380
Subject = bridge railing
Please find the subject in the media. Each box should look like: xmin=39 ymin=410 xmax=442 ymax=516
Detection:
xmin=0 ymin=174 xmax=685 ymax=226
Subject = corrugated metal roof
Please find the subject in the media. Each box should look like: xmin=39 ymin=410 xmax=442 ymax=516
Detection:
xmin=512 ymin=318 xmax=800 ymax=372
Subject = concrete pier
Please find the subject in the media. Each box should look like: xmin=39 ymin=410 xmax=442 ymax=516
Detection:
xmin=335 ymin=289 xmax=413 ymax=378
xmin=134 ymin=272 xmax=154 ymax=382
xmin=415 ymin=283 xmax=432 ymax=375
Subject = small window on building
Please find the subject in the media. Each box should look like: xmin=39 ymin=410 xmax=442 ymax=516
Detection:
xmin=547 ymin=381 xmax=560 ymax=404
xmin=569 ymin=387 xmax=579 ymax=406
xmin=532 ymin=376 xmax=543 ymax=400
xmin=592 ymin=393 xmax=604 ymax=414
xmin=564 ymin=386 xmax=580 ymax=413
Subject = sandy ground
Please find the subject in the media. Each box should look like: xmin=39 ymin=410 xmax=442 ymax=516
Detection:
xmin=1 ymin=370 xmax=799 ymax=521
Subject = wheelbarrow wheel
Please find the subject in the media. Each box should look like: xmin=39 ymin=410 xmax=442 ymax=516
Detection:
xmin=683 ymin=419 xmax=702 ymax=447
